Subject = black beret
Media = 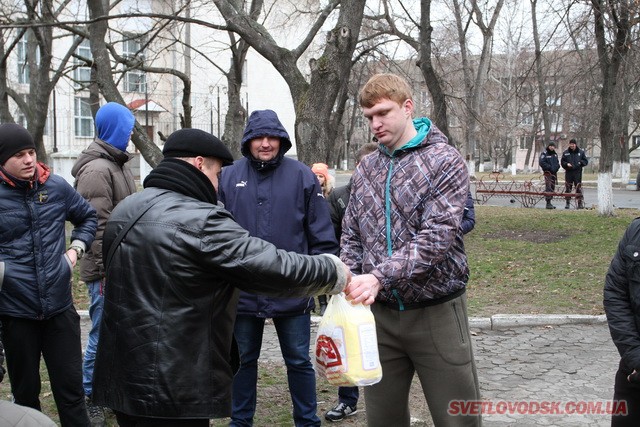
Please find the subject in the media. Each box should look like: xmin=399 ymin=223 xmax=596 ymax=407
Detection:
xmin=0 ymin=123 xmax=36 ymax=165
xmin=163 ymin=128 xmax=234 ymax=166
xmin=547 ymin=141 xmax=556 ymax=147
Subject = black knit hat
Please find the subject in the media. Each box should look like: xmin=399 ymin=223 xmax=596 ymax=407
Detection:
xmin=162 ymin=128 xmax=234 ymax=166
xmin=0 ymin=123 xmax=36 ymax=165
xmin=547 ymin=141 xmax=556 ymax=147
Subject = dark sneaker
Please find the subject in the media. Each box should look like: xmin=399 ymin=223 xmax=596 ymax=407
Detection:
xmin=325 ymin=402 xmax=357 ymax=422
xmin=86 ymin=397 xmax=106 ymax=427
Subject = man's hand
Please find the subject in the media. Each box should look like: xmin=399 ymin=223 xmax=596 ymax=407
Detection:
xmin=344 ymin=274 xmax=380 ymax=306
xmin=66 ymin=248 xmax=79 ymax=268
xmin=343 ymin=265 xmax=352 ymax=287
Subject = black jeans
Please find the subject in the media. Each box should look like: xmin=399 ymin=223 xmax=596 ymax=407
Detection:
xmin=0 ymin=307 xmax=90 ymax=427
xmin=564 ymin=171 xmax=583 ymax=203
xmin=115 ymin=412 xmax=209 ymax=427
xmin=544 ymin=172 xmax=556 ymax=202
xmin=612 ymin=359 xmax=640 ymax=426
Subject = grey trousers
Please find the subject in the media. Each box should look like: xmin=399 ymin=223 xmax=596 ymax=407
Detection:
xmin=364 ymin=292 xmax=481 ymax=427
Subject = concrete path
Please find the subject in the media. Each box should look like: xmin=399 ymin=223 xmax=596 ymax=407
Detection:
xmin=79 ymin=313 xmax=619 ymax=426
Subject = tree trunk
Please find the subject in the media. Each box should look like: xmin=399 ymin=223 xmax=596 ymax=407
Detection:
xmin=26 ymin=13 xmax=54 ymax=165
xmin=87 ymin=0 xmax=163 ymax=167
xmin=295 ymin=1 xmax=367 ymax=164
xmin=591 ymin=0 xmax=631 ymax=216
xmin=214 ymin=0 xmax=364 ymax=165
xmin=418 ymin=0 xmax=454 ymax=147
xmin=0 ymin=30 xmax=14 ymax=123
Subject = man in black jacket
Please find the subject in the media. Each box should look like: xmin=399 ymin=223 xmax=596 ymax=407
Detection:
xmin=0 ymin=124 xmax=96 ymax=427
xmin=561 ymin=139 xmax=589 ymax=209
xmin=604 ymin=218 xmax=640 ymax=426
xmin=539 ymin=141 xmax=560 ymax=209
xmin=92 ymin=129 xmax=350 ymax=427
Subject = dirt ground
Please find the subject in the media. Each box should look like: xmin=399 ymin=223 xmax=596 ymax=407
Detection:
xmin=254 ymin=361 xmax=434 ymax=426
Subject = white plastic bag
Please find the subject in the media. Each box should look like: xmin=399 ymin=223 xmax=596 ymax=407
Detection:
xmin=314 ymin=293 xmax=382 ymax=386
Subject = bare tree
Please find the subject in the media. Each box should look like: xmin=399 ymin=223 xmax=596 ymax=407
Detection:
xmin=590 ymin=0 xmax=638 ymax=215
xmin=213 ymin=0 xmax=366 ymax=165
xmin=451 ymin=0 xmax=505 ymax=174
xmin=86 ymin=0 xmax=163 ymax=167
xmin=1 ymin=1 xmax=84 ymax=163
xmin=221 ymin=0 xmax=265 ymax=159
xmin=369 ymin=0 xmax=457 ymax=147
xmin=0 ymin=29 xmax=17 ymax=123
xmin=530 ymin=0 xmax=552 ymax=150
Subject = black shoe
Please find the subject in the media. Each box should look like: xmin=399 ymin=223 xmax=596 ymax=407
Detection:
xmin=86 ymin=397 xmax=106 ymax=427
xmin=319 ymin=303 xmax=327 ymax=316
xmin=325 ymin=402 xmax=357 ymax=422
xmin=545 ymin=202 xmax=555 ymax=209
xmin=565 ymin=202 xmax=571 ymax=210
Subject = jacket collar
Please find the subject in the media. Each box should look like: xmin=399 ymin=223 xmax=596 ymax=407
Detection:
xmin=0 ymin=162 xmax=50 ymax=189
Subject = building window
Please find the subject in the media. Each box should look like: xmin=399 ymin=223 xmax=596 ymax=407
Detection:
xmin=519 ymin=111 xmax=533 ymax=126
xmin=519 ymin=135 xmax=532 ymax=149
xmin=74 ymin=97 xmax=93 ymax=137
xmin=74 ymin=38 xmax=92 ymax=88
xmin=123 ymin=34 xmax=146 ymax=93
xmin=549 ymin=112 xmax=563 ymax=132
xmin=17 ymin=36 xmax=29 ymax=84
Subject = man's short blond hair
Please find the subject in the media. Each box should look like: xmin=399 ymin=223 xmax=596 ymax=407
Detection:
xmin=359 ymin=73 xmax=413 ymax=108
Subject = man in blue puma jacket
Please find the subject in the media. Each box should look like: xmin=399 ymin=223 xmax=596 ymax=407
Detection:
xmin=219 ymin=110 xmax=338 ymax=427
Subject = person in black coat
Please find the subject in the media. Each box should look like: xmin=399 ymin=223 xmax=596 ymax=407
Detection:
xmin=561 ymin=139 xmax=589 ymax=209
xmin=539 ymin=141 xmax=560 ymax=209
xmin=604 ymin=218 xmax=640 ymax=426
xmin=93 ymin=129 xmax=350 ymax=426
xmin=0 ymin=124 xmax=96 ymax=427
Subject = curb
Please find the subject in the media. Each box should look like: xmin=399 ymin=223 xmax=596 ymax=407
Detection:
xmin=311 ymin=313 xmax=607 ymax=330
xmin=471 ymin=314 xmax=607 ymax=330
xmin=80 ymin=311 xmax=607 ymax=331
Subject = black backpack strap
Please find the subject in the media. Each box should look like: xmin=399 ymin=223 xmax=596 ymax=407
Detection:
xmin=105 ymin=192 xmax=169 ymax=269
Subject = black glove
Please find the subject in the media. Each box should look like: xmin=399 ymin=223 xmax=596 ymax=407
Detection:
xmin=0 ymin=364 xmax=5 ymax=383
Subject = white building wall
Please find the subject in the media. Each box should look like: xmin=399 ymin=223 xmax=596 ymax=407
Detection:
xmin=244 ymin=51 xmax=298 ymax=156
xmin=9 ymin=0 xmax=327 ymax=181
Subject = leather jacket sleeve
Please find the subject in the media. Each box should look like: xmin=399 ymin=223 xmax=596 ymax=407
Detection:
xmin=200 ymin=207 xmax=345 ymax=297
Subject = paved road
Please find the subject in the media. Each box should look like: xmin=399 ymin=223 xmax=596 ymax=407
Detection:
xmin=334 ymin=171 xmax=640 ymax=210
xmin=81 ymin=316 xmax=620 ymax=426
xmin=264 ymin=320 xmax=617 ymax=426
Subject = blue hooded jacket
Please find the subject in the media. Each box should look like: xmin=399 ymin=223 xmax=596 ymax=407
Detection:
xmin=95 ymin=102 xmax=135 ymax=152
xmin=219 ymin=110 xmax=338 ymax=317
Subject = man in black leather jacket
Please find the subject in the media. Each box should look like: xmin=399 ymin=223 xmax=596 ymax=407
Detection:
xmin=92 ymin=129 xmax=350 ymax=427
xmin=605 ymin=217 xmax=640 ymax=426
